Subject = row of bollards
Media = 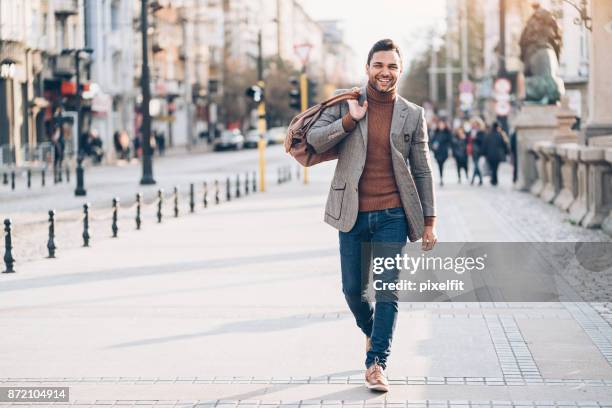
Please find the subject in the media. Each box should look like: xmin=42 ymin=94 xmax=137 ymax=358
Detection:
xmin=277 ymin=165 xmax=294 ymax=184
xmin=2 ymin=166 xmax=71 ymax=191
xmin=2 ymin=168 xmax=275 ymax=273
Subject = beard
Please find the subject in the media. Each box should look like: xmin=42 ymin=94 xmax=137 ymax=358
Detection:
xmin=368 ymin=76 xmax=397 ymax=93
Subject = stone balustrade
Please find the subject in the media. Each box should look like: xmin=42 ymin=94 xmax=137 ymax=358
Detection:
xmin=516 ymin=98 xmax=612 ymax=237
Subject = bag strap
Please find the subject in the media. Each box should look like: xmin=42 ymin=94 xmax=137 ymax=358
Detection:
xmin=321 ymin=87 xmax=361 ymax=108
xmin=301 ymin=88 xmax=360 ymax=133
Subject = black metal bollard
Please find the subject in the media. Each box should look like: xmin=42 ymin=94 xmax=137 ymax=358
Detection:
xmin=65 ymin=166 xmax=70 ymax=183
xmin=47 ymin=210 xmax=56 ymax=258
xmin=245 ymin=172 xmax=249 ymax=195
xmin=74 ymin=156 xmax=86 ymax=196
xmin=41 ymin=169 xmax=46 ymax=187
xmin=2 ymin=173 xmax=7 ymax=185
xmin=136 ymin=193 xmax=142 ymax=230
xmin=189 ymin=183 xmax=195 ymax=213
xmin=112 ymin=198 xmax=119 ymax=238
xmin=82 ymin=203 xmax=90 ymax=247
xmin=11 ymin=171 xmax=15 ymax=190
xmin=277 ymin=167 xmax=281 ymax=184
xmin=157 ymin=189 xmax=163 ymax=223
xmin=252 ymin=171 xmax=256 ymax=193
xmin=287 ymin=165 xmax=292 ymax=181
xmin=226 ymin=178 xmax=231 ymax=201
xmin=214 ymin=180 xmax=220 ymax=205
xmin=27 ymin=169 xmax=31 ymax=189
xmin=3 ymin=219 xmax=15 ymax=273
xmin=203 ymin=181 xmax=208 ymax=208
xmin=173 ymin=186 xmax=179 ymax=217
xmin=296 ymin=165 xmax=300 ymax=181
xmin=235 ymin=175 xmax=241 ymax=198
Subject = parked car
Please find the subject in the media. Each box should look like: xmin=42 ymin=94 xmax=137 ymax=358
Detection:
xmin=213 ymin=129 xmax=244 ymax=151
xmin=244 ymin=129 xmax=265 ymax=148
xmin=264 ymin=126 xmax=287 ymax=145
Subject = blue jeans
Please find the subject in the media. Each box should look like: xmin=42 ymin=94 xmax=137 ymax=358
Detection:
xmin=339 ymin=207 xmax=408 ymax=369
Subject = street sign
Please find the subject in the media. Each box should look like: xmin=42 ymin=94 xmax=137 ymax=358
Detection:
xmin=294 ymin=43 xmax=312 ymax=66
xmin=495 ymin=100 xmax=511 ymax=116
xmin=494 ymin=77 xmax=512 ymax=117
xmin=494 ymin=78 xmax=511 ymax=94
xmin=458 ymin=80 xmax=474 ymax=94
xmin=460 ymin=92 xmax=474 ymax=111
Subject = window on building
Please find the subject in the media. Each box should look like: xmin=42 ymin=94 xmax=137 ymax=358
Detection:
xmin=111 ymin=0 xmax=120 ymax=31
xmin=55 ymin=18 xmax=65 ymax=51
xmin=113 ymin=51 xmax=121 ymax=86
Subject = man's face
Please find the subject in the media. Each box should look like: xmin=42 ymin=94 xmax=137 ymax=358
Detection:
xmin=366 ymin=50 xmax=402 ymax=93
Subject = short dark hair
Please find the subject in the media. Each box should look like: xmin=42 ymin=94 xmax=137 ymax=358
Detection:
xmin=367 ymin=39 xmax=403 ymax=68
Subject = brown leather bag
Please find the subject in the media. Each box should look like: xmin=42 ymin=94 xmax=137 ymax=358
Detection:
xmin=284 ymin=87 xmax=360 ymax=167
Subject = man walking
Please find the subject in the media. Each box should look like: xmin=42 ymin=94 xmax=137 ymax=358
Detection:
xmin=482 ymin=122 xmax=510 ymax=186
xmin=306 ymin=39 xmax=437 ymax=392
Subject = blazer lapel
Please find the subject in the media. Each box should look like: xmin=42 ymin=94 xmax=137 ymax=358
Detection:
xmin=390 ymin=97 xmax=408 ymax=150
xmin=358 ymin=84 xmax=368 ymax=148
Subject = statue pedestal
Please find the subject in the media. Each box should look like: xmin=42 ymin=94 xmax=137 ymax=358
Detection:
xmin=514 ymin=105 xmax=559 ymax=191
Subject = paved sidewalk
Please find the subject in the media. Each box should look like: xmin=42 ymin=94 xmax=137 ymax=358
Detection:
xmin=0 ymin=159 xmax=611 ymax=406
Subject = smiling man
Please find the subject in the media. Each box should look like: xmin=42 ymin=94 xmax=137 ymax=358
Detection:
xmin=306 ymin=39 xmax=437 ymax=392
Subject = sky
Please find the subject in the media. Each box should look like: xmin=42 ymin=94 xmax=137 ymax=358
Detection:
xmin=300 ymin=0 xmax=448 ymax=79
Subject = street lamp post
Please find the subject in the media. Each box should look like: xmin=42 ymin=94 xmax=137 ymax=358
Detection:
xmin=61 ymin=48 xmax=92 ymax=196
xmin=140 ymin=0 xmax=156 ymax=185
xmin=498 ymin=0 xmax=507 ymax=76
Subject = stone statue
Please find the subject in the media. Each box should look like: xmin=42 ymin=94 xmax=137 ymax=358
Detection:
xmin=518 ymin=4 xmax=565 ymax=105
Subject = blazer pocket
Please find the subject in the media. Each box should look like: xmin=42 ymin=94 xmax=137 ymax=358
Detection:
xmin=325 ymin=180 xmax=347 ymax=220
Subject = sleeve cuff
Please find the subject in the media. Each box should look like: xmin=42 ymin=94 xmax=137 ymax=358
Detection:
xmin=341 ymin=113 xmax=357 ymax=132
xmin=424 ymin=216 xmax=436 ymax=227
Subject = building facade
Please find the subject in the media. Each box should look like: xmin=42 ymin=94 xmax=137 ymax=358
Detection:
xmin=85 ymin=0 xmax=135 ymax=161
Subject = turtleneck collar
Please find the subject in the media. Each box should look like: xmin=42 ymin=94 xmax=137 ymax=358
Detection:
xmin=366 ymin=82 xmax=397 ymax=103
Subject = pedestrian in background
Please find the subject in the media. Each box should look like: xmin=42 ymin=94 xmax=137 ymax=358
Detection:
xmin=51 ymin=126 xmax=65 ymax=178
xmin=51 ymin=107 xmax=66 ymax=178
xmin=117 ymin=130 xmax=131 ymax=161
xmin=132 ymin=132 xmax=141 ymax=159
xmin=482 ymin=122 xmax=510 ymax=186
xmin=469 ymin=117 xmax=486 ymax=186
xmin=431 ymin=119 xmax=452 ymax=186
xmin=85 ymin=128 xmax=104 ymax=164
xmin=452 ymin=126 xmax=469 ymax=183
xmin=155 ymin=130 xmax=166 ymax=156
xmin=113 ymin=131 xmax=122 ymax=159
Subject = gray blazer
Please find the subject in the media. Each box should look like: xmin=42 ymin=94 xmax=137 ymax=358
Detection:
xmin=306 ymin=85 xmax=436 ymax=242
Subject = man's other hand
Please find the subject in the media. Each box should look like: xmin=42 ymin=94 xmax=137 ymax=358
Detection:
xmin=421 ymin=226 xmax=437 ymax=251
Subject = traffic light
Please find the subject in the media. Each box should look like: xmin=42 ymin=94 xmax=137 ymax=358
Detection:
xmin=208 ymin=78 xmax=219 ymax=95
xmin=307 ymin=79 xmax=317 ymax=107
xmin=289 ymin=77 xmax=301 ymax=110
xmin=246 ymin=84 xmax=264 ymax=102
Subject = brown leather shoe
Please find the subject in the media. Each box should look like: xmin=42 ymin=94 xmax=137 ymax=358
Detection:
xmin=366 ymin=336 xmax=372 ymax=353
xmin=365 ymin=363 xmax=389 ymax=392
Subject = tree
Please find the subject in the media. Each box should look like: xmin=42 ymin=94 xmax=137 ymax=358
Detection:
xmin=262 ymin=57 xmax=299 ymax=128
xmin=221 ymin=63 xmax=257 ymax=127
